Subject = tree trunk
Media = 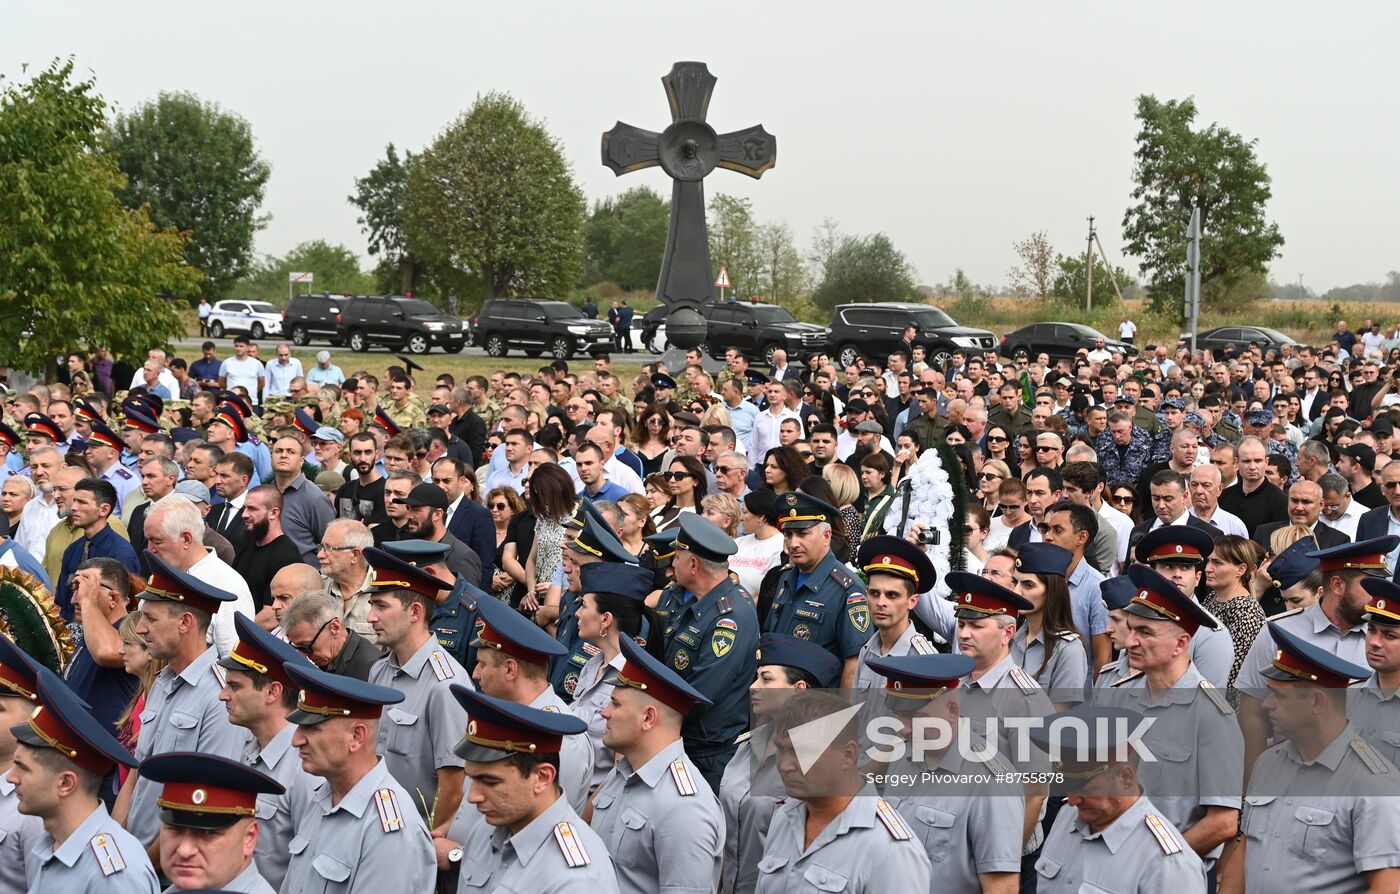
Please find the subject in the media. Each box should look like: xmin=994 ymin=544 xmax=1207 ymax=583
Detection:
xmin=398 ymin=256 xmax=416 ymax=295
xmin=482 ymin=264 xmax=498 ymax=299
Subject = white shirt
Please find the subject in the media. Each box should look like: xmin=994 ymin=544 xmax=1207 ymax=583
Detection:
xmin=1086 ymin=348 xmax=1113 ymax=364
xmin=189 ymin=548 xmax=255 ymax=658
xmin=750 ymin=406 xmax=798 ymax=462
xmin=16 ymin=494 xmax=58 ymax=565
xmin=1190 ymin=505 xmax=1249 ymax=539
xmin=1119 ymin=320 xmax=1137 ymax=339
xmin=219 ymin=356 xmax=265 ymax=404
xmin=730 ymin=532 xmax=784 ymax=596
xmin=1150 ymin=510 xmax=1191 ymax=530
xmin=1096 ymin=501 xmax=1135 ymax=573
xmin=984 ymin=514 xmax=1027 ymax=552
xmin=445 ymin=494 xmax=464 ymax=529
xmin=128 ymin=366 xmax=181 ymax=396
xmin=1320 ymin=500 xmax=1365 ymax=541
xmin=1361 ymin=331 xmax=1386 ymax=356
xmin=835 ymin=430 xmax=894 ymax=462
xmin=566 ymin=454 xmax=643 ymax=497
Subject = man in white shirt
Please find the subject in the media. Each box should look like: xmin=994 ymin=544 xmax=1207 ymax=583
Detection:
xmin=1188 ymin=464 xmax=1248 ymax=539
xmin=1086 ymin=337 xmax=1113 ymax=365
xmin=142 ymin=493 xmax=254 ymax=657
xmin=126 ymin=348 xmax=181 ymax=396
xmin=1319 ymin=472 xmax=1365 ymax=541
xmin=750 ymin=380 xmax=798 ymax=461
xmin=15 ymin=447 xmax=62 ymax=564
xmin=263 ymin=344 xmax=304 ymax=399
xmin=218 ymin=337 xmax=266 ymax=405
xmin=1118 ymin=315 xmax=1137 ymax=343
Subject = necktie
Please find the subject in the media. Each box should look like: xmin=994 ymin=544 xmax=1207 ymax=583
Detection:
xmin=81 ymin=537 xmax=92 ymax=561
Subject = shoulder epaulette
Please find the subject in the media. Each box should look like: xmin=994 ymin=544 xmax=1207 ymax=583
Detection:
xmin=874 ymin=799 xmax=913 ymax=840
xmin=1266 ymin=607 xmax=1305 ymax=621
xmin=831 ymin=565 xmax=855 ymax=588
xmin=1145 ymin=814 xmax=1183 ymax=855
xmin=1055 ymin=630 xmax=1080 ymax=642
xmin=670 ymin=759 xmax=699 ymax=796
xmin=373 ymin=788 xmax=405 ymax=832
xmin=1199 ymin=680 xmax=1233 ymax=715
xmin=553 ymin=821 xmax=591 ymax=868
xmin=1111 ymin=671 xmax=1145 ymax=687
xmin=717 ymin=595 xmax=733 ymax=614
xmin=1097 ymin=661 xmax=1119 ymax=675
xmin=211 ymin=663 xmax=227 ymax=688
xmin=734 ymin=730 xmax=752 ymax=745
xmin=429 ymin=650 xmax=456 ymax=681
xmin=1351 ymin=737 xmax=1391 ymax=774
xmin=1008 ymin=665 xmax=1039 ymax=694
xmin=909 ymin=635 xmax=936 ymax=655
xmin=89 ymin=833 xmax=127 ymax=876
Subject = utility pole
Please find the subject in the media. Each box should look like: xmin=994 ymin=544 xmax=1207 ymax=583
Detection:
xmin=1298 ymin=274 xmax=1304 ymax=299
xmin=1093 ymin=230 xmax=1126 ymax=305
xmin=1186 ymin=207 xmax=1202 ymax=354
xmin=1086 ymin=216 xmax=1096 ymax=311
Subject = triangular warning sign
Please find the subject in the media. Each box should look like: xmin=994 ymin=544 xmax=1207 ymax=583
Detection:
xmin=716 ymin=266 xmax=730 ymax=288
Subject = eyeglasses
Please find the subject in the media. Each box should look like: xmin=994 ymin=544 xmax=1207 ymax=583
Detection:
xmin=1112 ymin=494 xmax=1136 ymax=504
xmin=662 ymin=471 xmax=693 ymax=481
xmin=1384 ymin=482 xmax=1400 ymax=490
xmin=317 ymin=543 xmax=356 ymax=553
xmin=986 ymin=435 xmax=1008 ymax=443
xmin=978 ymin=472 xmax=1003 ymax=481
xmin=291 ymin=617 xmax=334 ymax=654
xmin=1035 ymin=445 xmax=1059 ymax=452
xmin=797 ymin=451 xmax=813 ymax=460
xmin=489 ymin=502 xmax=510 ymax=511
xmin=717 ymin=465 xmax=745 ymax=475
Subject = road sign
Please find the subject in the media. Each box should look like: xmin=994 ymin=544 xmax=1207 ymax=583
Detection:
xmin=289 ymin=272 xmax=314 ymax=283
xmin=715 ymin=267 xmax=730 ymax=289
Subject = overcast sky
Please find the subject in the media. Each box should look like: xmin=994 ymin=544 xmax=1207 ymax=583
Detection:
xmin=8 ymin=2 xmax=1397 ymax=294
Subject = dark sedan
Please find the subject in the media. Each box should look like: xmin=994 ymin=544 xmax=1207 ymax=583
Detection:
xmin=1182 ymin=325 xmax=1297 ymax=355
xmin=1000 ymin=323 xmax=1138 ymax=361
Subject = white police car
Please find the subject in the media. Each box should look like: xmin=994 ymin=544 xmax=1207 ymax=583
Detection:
xmin=206 ymin=300 xmax=284 ymax=339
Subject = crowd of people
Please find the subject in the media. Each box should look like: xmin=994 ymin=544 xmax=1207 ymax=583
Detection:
xmin=0 ymin=315 xmax=1396 ymax=892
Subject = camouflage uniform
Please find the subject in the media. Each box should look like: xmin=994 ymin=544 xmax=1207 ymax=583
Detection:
xmin=384 ymin=398 xmax=428 ymax=431
xmin=1095 ymin=427 xmax=1154 ymax=487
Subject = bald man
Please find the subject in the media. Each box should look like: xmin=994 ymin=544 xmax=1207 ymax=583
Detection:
xmin=265 ymin=563 xmax=324 ymax=637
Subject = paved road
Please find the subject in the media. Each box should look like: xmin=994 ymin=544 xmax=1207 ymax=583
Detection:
xmin=172 ymin=335 xmax=668 ymax=361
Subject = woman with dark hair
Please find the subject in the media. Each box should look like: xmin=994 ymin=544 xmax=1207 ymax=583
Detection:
xmin=653 ymin=455 xmax=708 ymax=530
xmin=947 ymin=443 xmax=977 ymax=494
xmin=731 ymin=491 xmax=784 ymax=596
xmin=631 ymin=403 xmax=673 ymax=477
xmin=1010 ymin=543 xmax=1087 ymax=711
xmin=984 ymin=424 xmax=1016 ymax=477
xmin=762 ymin=446 xmax=808 ymax=496
xmin=1108 ymin=481 xmax=1140 ymax=524
xmin=569 ymin=565 xmax=667 ymax=789
xmin=944 ymin=423 xmax=972 ymax=447
xmin=521 ymin=463 xmax=576 ymax=617
xmin=1202 ymin=534 xmax=1267 ymax=695
xmin=858 ymin=452 xmax=894 ymax=543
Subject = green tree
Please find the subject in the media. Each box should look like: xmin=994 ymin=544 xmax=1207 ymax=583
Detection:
xmin=812 ymin=233 xmax=915 ymax=311
xmin=1007 ymin=231 xmax=1056 ymax=299
xmin=236 ymin=241 xmax=375 ymax=304
xmin=349 ymin=143 xmax=422 ymax=294
xmin=584 ymin=186 xmax=667 ymax=289
xmin=756 ymin=221 xmax=807 ymax=304
xmin=707 ymin=193 xmax=762 ymax=298
xmin=403 ymin=93 xmax=586 ymax=299
xmin=0 ymin=60 xmax=199 ymax=375
xmin=1050 ymin=253 xmax=1135 ymax=309
xmin=1122 ymin=95 xmax=1284 ymax=319
xmin=107 ymin=91 xmax=269 ymax=299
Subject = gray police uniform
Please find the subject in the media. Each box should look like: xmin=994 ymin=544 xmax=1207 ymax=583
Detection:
xmin=28 ymin=802 xmax=158 ymax=894
xmin=101 ymin=463 xmax=139 ymax=507
xmin=1094 ymin=652 xmax=1133 ymax=689
xmin=455 ymin=791 xmax=621 ymax=894
xmin=1242 ymin=724 xmax=1400 ymax=894
xmin=566 ymin=649 xmax=623 ymax=788
xmin=368 ymin=636 xmax=470 ymax=817
xmin=764 ymin=550 xmax=870 ymax=663
xmin=1108 ymin=664 xmax=1244 ymax=864
xmin=282 ymin=758 xmax=435 ymax=894
xmin=1235 ymin=603 xmax=1366 ymax=699
xmin=1010 ymin=626 xmax=1088 ymax=705
xmin=1034 ymin=791 xmax=1206 ymax=892
xmin=128 ymin=646 xmax=247 ymax=846
xmin=1350 ymin=676 xmax=1400 ymax=765
xmin=244 ymin=723 xmax=319 ymax=890
xmin=853 ymin=624 xmax=937 ymax=691
xmin=755 ymin=794 xmax=933 ymax=893
xmin=589 ymin=738 xmax=724 ymax=894
xmin=189 ymin=861 xmax=276 ymax=894
xmin=529 ymin=685 xmax=593 ymax=813
xmin=0 ymin=774 xmax=41 ymax=894
xmin=884 ymin=750 xmax=1024 ymax=894
xmin=719 ymin=725 xmax=784 ymax=894
xmin=1188 ymin=620 xmax=1234 ymax=690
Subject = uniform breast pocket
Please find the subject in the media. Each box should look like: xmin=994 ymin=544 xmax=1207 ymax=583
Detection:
xmin=913 ymin=804 xmax=957 ymax=855
xmin=288 ymin=835 xmax=309 ymax=857
xmin=458 ymin=855 xmax=495 ymax=891
xmin=615 ymin=806 xmax=651 ymax=868
xmin=168 ymin=712 xmax=199 ymax=749
xmin=255 ymin=799 xmax=280 ymax=823
xmin=1291 ymin=805 xmax=1344 ymax=863
xmin=801 ymin=863 xmax=850 ymax=891
xmin=1379 ymin=731 xmax=1400 ymax=764
xmin=385 ymin=708 xmax=420 ymax=755
xmin=1241 ymin=795 xmax=1277 ymax=842
xmin=1034 ymin=855 xmax=1061 ymax=881
xmin=313 ymin=852 xmax=352 ymax=886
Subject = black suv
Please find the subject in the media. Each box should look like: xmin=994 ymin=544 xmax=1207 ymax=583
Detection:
xmin=473 ymin=298 xmax=613 ymax=360
xmin=699 ymin=301 xmax=827 ymax=365
xmin=825 ymin=302 xmax=996 ymax=368
xmin=336 ymin=295 xmax=466 ymax=354
xmin=283 ymin=293 xmax=346 ymax=347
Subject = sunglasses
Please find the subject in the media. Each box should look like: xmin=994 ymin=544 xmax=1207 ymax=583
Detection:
xmin=662 ymin=471 xmax=693 ymax=481
xmin=490 ymin=502 xmax=510 ymax=511
xmin=1035 ymin=445 xmax=1059 ymax=452
xmin=717 ymin=465 xmax=745 ymax=475
xmin=292 ymin=617 xmax=334 ymax=654
xmin=978 ymin=472 xmax=1003 ymax=481
xmin=986 ymin=435 xmax=1008 ymax=443
xmin=1112 ymin=493 xmax=1136 ymax=504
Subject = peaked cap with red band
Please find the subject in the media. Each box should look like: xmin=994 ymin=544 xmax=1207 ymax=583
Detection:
xmin=859 ymin=535 xmax=936 ymax=594
xmin=604 ymin=634 xmax=712 ymax=716
xmin=143 ymin=551 xmax=238 ymax=616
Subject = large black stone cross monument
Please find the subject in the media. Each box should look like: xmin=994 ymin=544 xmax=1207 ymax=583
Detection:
xmin=602 ymin=61 xmax=776 ymax=348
